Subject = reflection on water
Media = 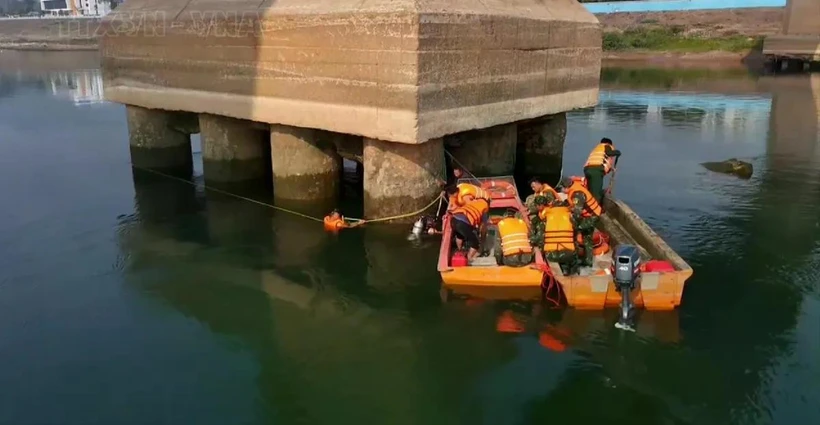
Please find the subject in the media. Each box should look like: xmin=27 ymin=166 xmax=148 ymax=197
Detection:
xmin=0 ymin=51 xmax=819 ymax=425
xmin=0 ymin=68 xmax=105 ymax=105
xmin=580 ymin=91 xmax=771 ymax=138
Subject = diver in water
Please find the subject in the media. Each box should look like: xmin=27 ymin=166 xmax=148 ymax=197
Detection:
xmin=408 ymin=215 xmax=442 ymax=241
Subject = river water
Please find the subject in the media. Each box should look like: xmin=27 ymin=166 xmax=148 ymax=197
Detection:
xmin=0 ymin=52 xmax=818 ymax=425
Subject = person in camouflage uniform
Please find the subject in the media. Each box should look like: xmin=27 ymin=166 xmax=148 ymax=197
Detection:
xmin=530 ymin=194 xmax=580 ymax=274
xmin=527 ymin=193 xmax=553 ymax=247
xmin=560 ymin=177 xmax=599 ymax=267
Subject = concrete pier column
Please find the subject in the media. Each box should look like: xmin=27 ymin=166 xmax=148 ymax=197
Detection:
xmin=363 ymin=137 xmax=444 ymax=221
xmin=126 ymin=105 xmax=192 ymax=170
xmin=516 ymin=113 xmax=567 ymax=183
xmin=270 ymin=125 xmax=342 ymax=202
xmin=445 ymin=124 xmax=517 ymax=176
xmin=199 ymin=114 xmax=266 ymax=183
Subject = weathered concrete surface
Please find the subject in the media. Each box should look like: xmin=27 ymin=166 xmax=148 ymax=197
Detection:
xmin=199 ymin=114 xmax=267 ymax=183
xmin=763 ymin=0 xmax=820 ymax=61
xmin=126 ymin=105 xmax=192 ymax=170
xmin=363 ymin=137 xmax=444 ymax=221
xmin=101 ymin=0 xmax=600 ymax=144
xmin=516 ymin=113 xmax=567 ymax=183
xmin=270 ymin=125 xmax=341 ymax=202
xmin=445 ymin=124 xmax=517 ymax=176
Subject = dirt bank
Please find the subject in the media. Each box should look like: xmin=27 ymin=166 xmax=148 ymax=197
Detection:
xmin=598 ymin=8 xmax=783 ymax=63
xmin=0 ymin=9 xmax=786 ymax=56
xmin=596 ymin=8 xmax=784 ymax=38
xmin=0 ymin=18 xmax=100 ymax=50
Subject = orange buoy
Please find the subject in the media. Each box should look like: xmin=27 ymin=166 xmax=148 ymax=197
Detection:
xmin=481 ymin=180 xmax=516 ymax=199
xmin=578 ymin=230 xmax=611 ymax=257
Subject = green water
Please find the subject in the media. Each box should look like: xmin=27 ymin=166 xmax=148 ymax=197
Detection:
xmin=0 ymin=53 xmax=818 ymax=425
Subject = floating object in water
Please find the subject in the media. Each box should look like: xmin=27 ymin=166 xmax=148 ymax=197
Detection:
xmin=701 ymin=158 xmax=753 ymax=179
xmin=438 ymin=177 xmax=693 ymax=314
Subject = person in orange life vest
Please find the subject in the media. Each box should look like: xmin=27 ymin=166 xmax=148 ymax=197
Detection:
xmin=560 ymin=176 xmax=602 ymax=266
xmin=494 ymin=208 xmax=534 ymax=267
xmin=448 ymin=182 xmax=488 ymax=212
xmin=323 ymin=209 xmax=366 ymax=232
xmin=583 ymin=137 xmax=621 ymax=203
xmin=537 ymin=198 xmax=578 ymax=266
xmin=450 ymin=197 xmax=490 ymax=262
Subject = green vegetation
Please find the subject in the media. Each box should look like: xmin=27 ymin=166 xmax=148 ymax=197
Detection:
xmin=603 ymin=27 xmax=763 ymax=53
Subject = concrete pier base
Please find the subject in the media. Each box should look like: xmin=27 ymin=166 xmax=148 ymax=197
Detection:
xmin=270 ymin=125 xmax=341 ymax=203
xmin=126 ymin=105 xmax=192 ymax=170
xmin=516 ymin=113 xmax=567 ymax=184
xmin=199 ymin=114 xmax=267 ymax=183
xmin=445 ymin=124 xmax=517 ymax=176
xmin=363 ymin=138 xmax=444 ymax=221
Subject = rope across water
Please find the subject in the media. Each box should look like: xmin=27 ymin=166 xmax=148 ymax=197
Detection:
xmin=131 ymin=164 xmax=443 ymax=224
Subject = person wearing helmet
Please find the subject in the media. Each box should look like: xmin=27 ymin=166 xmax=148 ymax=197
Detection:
xmin=494 ymin=208 xmax=534 ymax=267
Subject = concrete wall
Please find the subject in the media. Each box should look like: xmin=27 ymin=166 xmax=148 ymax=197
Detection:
xmin=783 ymin=0 xmax=820 ymax=35
xmin=100 ymin=0 xmax=601 ymax=145
xmin=585 ymin=0 xmax=786 ymax=14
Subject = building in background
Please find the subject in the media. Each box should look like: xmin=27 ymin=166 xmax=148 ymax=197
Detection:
xmin=39 ymin=0 xmax=111 ymax=16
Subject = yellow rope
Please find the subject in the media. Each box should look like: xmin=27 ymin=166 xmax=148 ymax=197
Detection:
xmin=353 ymin=192 xmax=443 ymax=223
xmin=131 ymin=164 xmax=442 ymax=224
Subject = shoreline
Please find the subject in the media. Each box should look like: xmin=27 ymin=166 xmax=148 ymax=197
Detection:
xmin=0 ymin=42 xmax=98 ymax=51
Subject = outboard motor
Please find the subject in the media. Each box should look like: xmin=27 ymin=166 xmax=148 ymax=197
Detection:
xmin=610 ymin=244 xmax=641 ymax=330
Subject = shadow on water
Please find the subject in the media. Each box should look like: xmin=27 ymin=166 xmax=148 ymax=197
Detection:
xmin=115 ymin=64 xmax=820 ymax=424
xmin=117 ymin=165 xmax=532 ymax=424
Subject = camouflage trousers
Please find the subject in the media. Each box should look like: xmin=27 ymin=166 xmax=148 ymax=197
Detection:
xmin=576 ymin=216 xmax=599 ymax=266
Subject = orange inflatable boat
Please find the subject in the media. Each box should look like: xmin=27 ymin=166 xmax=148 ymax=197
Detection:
xmin=437 ymin=177 xmax=547 ymax=298
xmin=546 ymin=198 xmax=693 ymax=311
xmin=438 ymin=177 xmax=694 ymax=312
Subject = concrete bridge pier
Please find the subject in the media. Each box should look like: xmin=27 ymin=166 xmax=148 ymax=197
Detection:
xmin=445 ymin=124 xmax=518 ymax=176
xmin=126 ymin=105 xmax=193 ymax=172
xmin=363 ymin=138 xmax=445 ymax=221
xmin=516 ymin=113 xmax=568 ymax=184
xmin=199 ymin=114 xmax=268 ymax=184
xmin=270 ymin=125 xmax=342 ymax=205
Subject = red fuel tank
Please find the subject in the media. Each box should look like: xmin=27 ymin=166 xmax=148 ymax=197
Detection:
xmin=451 ymin=252 xmax=468 ymax=267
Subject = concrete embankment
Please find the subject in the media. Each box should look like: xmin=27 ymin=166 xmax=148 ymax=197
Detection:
xmin=0 ymin=18 xmax=100 ymax=51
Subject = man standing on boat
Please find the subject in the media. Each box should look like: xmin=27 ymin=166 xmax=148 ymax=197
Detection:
xmin=495 ymin=209 xmax=534 ymax=267
xmin=583 ymin=137 xmax=621 ymax=202
xmin=561 ymin=177 xmax=602 ymax=267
